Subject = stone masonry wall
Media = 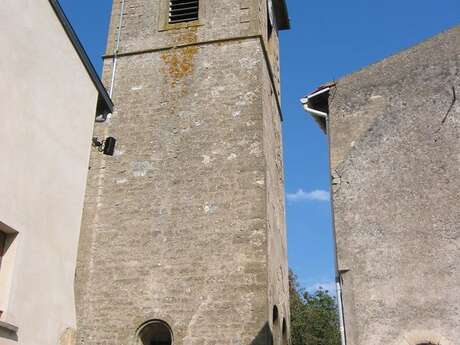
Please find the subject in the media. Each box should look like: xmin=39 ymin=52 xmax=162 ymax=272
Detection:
xmin=329 ymin=26 xmax=460 ymax=345
xmin=263 ymin=62 xmax=289 ymax=344
xmin=104 ymin=0 xmax=259 ymax=56
xmin=77 ymin=38 xmax=268 ymax=345
xmin=76 ymin=1 xmax=289 ymax=344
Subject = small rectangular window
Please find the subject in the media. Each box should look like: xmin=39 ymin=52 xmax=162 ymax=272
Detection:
xmin=0 ymin=224 xmax=18 ymax=319
xmin=169 ymin=0 xmax=199 ymax=24
xmin=0 ymin=232 xmax=6 ymax=270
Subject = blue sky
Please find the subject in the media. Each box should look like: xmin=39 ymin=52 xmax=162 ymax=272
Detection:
xmin=59 ymin=0 xmax=459 ymax=293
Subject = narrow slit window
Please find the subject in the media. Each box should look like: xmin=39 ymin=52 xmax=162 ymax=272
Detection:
xmin=169 ymin=0 xmax=199 ymax=24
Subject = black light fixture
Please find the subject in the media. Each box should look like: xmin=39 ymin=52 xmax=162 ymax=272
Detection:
xmin=92 ymin=137 xmax=117 ymax=156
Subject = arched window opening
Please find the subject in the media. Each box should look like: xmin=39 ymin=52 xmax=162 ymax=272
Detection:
xmin=138 ymin=320 xmax=172 ymax=345
xmin=282 ymin=318 xmax=288 ymax=345
xmin=272 ymin=305 xmax=279 ymax=324
xmin=272 ymin=305 xmax=280 ymax=345
xmin=267 ymin=0 xmax=275 ymax=39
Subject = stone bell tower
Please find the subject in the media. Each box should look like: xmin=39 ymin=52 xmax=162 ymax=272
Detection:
xmin=76 ymin=1 xmax=290 ymax=344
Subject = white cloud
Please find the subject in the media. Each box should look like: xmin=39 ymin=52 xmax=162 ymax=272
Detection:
xmin=286 ymin=189 xmax=330 ymax=202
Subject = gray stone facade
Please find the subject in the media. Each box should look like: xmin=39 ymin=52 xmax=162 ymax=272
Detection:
xmin=75 ymin=1 xmax=290 ymax=344
xmin=327 ymin=26 xmax=460 ymax=345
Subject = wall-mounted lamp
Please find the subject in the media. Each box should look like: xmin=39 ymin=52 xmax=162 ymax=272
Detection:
xmin=92 ymin=137 xmax=117 ymax=156
xmin=95 ymin=112 xmax=112 ymax=123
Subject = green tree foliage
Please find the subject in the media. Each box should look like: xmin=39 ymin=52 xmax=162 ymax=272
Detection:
xmin=289 ymin=270 xmax=341 ymax=345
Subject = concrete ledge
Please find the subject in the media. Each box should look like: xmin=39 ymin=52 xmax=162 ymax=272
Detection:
xmin=0 ymin=320 xmax=18 ymax=333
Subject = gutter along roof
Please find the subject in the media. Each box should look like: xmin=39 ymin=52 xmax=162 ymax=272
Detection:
xmin=301 ymin=82 xmax=336 ymax=134
xmin=48 ymin=0 xmax=113 ymax=114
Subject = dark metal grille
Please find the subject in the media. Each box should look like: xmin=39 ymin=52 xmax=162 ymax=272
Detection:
xmin=169 ymin=0 xmax=199 ymax=24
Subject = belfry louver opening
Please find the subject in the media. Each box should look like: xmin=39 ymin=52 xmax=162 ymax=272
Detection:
xmin=169 ymin=0 xmax=199 ymax=24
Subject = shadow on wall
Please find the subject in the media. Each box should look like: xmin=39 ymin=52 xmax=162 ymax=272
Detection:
xmin=251 ymin=323 xmax=273 ymax=345
xmin=0 ymin=328 xmax=18 ymax=342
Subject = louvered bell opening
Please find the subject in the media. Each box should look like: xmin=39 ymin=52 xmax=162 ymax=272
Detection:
xmin=169 ymin=0 xmax=199 ymax=24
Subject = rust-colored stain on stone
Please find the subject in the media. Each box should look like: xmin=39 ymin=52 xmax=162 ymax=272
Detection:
xmin=161 ymin=29 xmax=199 ymax=86
xmin=161 ymin=46 xmax=198 ymax=85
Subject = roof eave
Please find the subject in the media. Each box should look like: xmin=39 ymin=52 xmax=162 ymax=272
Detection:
xmin=48 ymin=0 xmax=113 ymax=114
xmin=301 ymin=84 xmax=336 ymax=134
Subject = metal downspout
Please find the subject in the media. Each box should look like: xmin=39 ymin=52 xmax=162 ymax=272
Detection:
xmin=336 ymin=277 xmax=346 ymax=345
xmin=109 ymin=0 xmax=126 ymax=98
xmin=302 ymin=106 xmax=328 ymax=118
